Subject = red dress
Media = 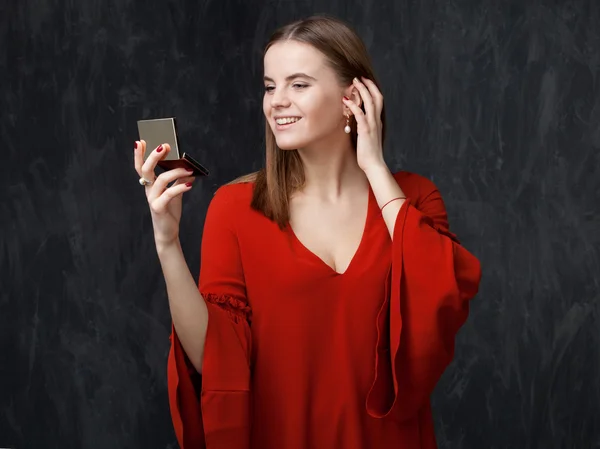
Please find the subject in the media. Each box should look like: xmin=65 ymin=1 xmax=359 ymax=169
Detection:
xmin=167 ymin=170 xmax=482 ymax=449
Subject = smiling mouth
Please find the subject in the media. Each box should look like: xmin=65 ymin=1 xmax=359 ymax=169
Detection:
xmin=275 ymin=117 xmax=302 ymax=127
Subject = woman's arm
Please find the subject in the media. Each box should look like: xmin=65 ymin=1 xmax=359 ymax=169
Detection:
xmin=364 ymin=164 xmax=407 ymax=237
xmin=167 ymin=184 xmax=252 ymax=449
xmin=366 ymin=169 xmax=482 ymax=421
xmin=158 ymin=241 xmax=208 ymax=373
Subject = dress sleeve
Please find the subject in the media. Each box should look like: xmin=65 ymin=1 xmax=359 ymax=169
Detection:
xmin=366 ymin=178 xmax=482 ymax=421
xmin=167 ymin=186 xmax=252 ymax=449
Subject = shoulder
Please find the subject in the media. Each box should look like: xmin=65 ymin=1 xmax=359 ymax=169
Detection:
xmin=212 ymin=181 xmax=254 ymax=205
xmin=391 ymin=170 xmax=440 ymax=203
xmin=205 ymin=181 xmax=254 ymax=228
xmin=211 ymin=170 xmax=258 ymax=205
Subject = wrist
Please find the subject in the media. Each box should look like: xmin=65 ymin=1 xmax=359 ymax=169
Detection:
xmin=156 ymin=238 xmax=183 ymax=258
xmin=363 ymin=162 xmax=390 ymax=180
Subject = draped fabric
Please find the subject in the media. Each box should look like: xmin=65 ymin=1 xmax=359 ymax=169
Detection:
xmin=167 ymin=171 xmax=482 ymax=449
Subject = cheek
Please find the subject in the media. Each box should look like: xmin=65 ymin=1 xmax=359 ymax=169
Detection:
xmin=263 ymin=97 xmax=275 ymax=131
xmin=303 ymin=96 xmax=341 ymax=129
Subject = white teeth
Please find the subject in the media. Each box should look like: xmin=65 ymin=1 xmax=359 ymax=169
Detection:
xmin=276 ymin=117 xmax=300 ymax=125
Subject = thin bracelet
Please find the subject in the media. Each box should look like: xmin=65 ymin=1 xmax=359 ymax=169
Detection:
xmin=380 ymin=196 xmax=406 ymax=211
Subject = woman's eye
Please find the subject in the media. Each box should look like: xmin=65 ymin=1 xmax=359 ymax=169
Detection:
xmin=264 ymin=83 xmax=308 ymax=93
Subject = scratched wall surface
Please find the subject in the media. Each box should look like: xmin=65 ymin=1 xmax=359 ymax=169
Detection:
xmin=1 ymin=0 xmax=599 ymax=447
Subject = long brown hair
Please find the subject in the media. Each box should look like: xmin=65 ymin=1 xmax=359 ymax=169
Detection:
xmin=227 ymin=15 xmax=386 ymax=229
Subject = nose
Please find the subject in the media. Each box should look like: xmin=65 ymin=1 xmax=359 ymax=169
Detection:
xmin=270 ymin=87 xmax=291 ymax=108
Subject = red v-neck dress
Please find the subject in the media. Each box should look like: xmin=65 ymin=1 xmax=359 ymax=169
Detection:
xmin=167 ymin=170 xmax=482 ymax=449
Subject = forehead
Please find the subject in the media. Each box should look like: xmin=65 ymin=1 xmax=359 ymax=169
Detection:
xmin=263 ymin=40 xmax=328 ymax=77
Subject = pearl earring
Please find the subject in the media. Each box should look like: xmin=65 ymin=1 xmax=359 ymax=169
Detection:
xmin=344 ymin=114 xmax=351 ymax=134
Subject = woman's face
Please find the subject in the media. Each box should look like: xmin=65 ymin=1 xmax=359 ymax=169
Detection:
xmin=263 ymin=40 xmax=349 ymax=151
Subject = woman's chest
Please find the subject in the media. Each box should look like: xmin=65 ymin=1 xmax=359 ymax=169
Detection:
xmin=237 ymin=214 xmax=393 ymax=319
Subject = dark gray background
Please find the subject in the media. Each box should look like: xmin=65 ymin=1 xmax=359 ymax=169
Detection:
xmin=1 ymin=0 xmax=599 ymax=448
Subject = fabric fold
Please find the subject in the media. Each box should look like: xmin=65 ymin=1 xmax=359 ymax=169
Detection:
xmin=164 ymin=176 xmax=482 ymax=448
xmin=168 ymin=325 xmax=205 ymax=448
xmin=167 ymin=294 xmax=252 ymax=449
xmin=366 ymin=199 xmax=481 ymax=421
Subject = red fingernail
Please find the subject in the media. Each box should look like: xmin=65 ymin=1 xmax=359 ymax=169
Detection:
xmin=343 ymin=96 xmax=349 ymax=101
xmin=134 ymin=141 xmax=138 ymax=150
xmin=156 ymin=145 xmax=163 ymax=153
xmin=185 ymin=182 xmax=193 ymax=187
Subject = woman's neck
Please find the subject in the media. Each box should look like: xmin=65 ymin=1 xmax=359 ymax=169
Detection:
xmin=295 ymin=139 xmax=368 ymax=202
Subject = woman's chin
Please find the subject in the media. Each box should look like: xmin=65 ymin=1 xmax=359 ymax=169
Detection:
xmin=275 ymin=137 xmax=306 ymax=151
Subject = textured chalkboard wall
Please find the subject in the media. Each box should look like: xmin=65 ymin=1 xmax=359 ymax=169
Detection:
xmin=1 ymin=0 xmax=599 ymax=448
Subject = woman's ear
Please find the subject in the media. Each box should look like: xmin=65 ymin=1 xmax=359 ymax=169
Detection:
xmin=349 ymin=86 xmax=362 ymax=108
xmin=343 ymin=85 xmax=362 ymax=108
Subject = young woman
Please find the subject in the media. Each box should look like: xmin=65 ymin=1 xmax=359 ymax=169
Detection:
xmin=133 ymin=15 xmax=481 ymax=449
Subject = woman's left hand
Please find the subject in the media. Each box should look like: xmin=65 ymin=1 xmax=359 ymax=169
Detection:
xmin=343 ymin=77 xmax=387 ymax=173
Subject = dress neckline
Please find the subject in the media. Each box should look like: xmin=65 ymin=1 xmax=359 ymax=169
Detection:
xmin=286 ymin=186 xmax=375 ymax=276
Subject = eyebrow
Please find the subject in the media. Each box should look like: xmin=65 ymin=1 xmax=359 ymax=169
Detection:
xmin=263 ymin=73 xmax=318 ymax=82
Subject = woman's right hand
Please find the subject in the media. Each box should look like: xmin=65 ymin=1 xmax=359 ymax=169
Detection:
xmin=133 ymin=140 xmax=196 ymax=248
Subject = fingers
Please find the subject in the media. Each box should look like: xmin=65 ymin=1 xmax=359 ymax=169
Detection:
xmin=149 ymin=176 xmax=195 ymax=213
xmin=351 ymin=77 xmax=383 ymax=129
xmin=147 ymin=167 xmax=195 ymax=202
xmin=133 ymin=139 xmax=146 ymax=176
xmin=359 ymin=77 xmax=384 ymax=121
xmin=140 ymin=143 xmax=171 ymax=183
xmin=133 ymin=142 xmax=196 ymax=213
xmin=351 ymin=77 xmax=375 ymax=127
xmin=343 ymin=96 xmax=369 ymax=134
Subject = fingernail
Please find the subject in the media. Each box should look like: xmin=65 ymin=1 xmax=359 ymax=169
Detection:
xmin=353 ymin=77 xmax=359 ymax=83
xmin=185 ymin=182 xmax=193 ymax=187
xmin=156 ymin=144 xmax=163 ymax=153
xmin=343 ymin=96 xmax=349 ymax=101
xmin=134 ymin=141 xmax=138 ymax=150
